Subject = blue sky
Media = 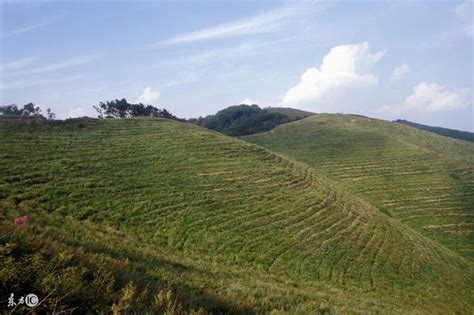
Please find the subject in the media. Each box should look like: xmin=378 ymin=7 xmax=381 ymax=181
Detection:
xmin=0 ymin=0 xmax=472 ymax=131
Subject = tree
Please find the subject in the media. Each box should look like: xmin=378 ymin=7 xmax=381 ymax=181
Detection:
xmin=0 ymin=104 xmax=22 ymax=116
xmin=192 ymin=104 xmax=292 ymax=136
xmin=46 ymin=108 xmax=56 ymax=120
xmin=93 ymin=99 xmax=181 ymax=120
xmin=0 ymin=103 xmax=42 ymax=117
xmin=22 ymin=103 xmax=42 ymax=116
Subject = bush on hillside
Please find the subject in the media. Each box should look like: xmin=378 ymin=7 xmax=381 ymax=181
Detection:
xmin=191 ymin=104 xmax=294 ymax=136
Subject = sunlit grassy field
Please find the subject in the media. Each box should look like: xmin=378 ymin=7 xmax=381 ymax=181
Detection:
xmin=1 ymin=117 xmax=473 ymax=313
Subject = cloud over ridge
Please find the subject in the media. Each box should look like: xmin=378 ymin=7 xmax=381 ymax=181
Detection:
xmin=138 ymin=87 xmax=160 ymax=105
xmin=378 ymin=82 xmax=470 ymax=114
xmin=282 ymin=42 xmax=384 ymax=106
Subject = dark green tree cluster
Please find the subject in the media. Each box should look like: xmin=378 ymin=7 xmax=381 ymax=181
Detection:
xmin=1 ymin=103 xmax=41 ymax=117
xmin=0 ymin=103 xmax=56 ymax=120
xmin=93 ymin=98 xmax=180 ymax=120
xmin=189 ymin=104 xmax=295 ymax=136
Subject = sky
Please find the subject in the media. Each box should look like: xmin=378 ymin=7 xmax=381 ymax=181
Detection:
xmin=0 ymin=0 xmax=473 ymax=131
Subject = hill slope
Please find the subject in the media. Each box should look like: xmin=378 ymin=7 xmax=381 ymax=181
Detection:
xmin=245 ymin=114 xmax=474 ymax=261
xmin=394 ymin=119 xmax=474 ymax=142
xmin=263 ymin=107 xmax=315 ymax=120
xmin=1 ymin=117 xmax=473 ymax=313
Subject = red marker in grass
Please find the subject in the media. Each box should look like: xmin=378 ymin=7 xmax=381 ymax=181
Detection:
xmin=14 ymin=215 xmax=29 ymax=226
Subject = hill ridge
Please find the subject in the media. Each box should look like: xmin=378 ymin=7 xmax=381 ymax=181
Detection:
xmin=394 ymin=119 xmax=474 ymax=142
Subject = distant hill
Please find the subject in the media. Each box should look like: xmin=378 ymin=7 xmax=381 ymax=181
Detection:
xmin=2 ymin=117 xmax=473 ymax=313
xmin=189 ymin=105 xmax=313 ymax=136
xmin=394 ymin=119 xmax=474 ymax=142
xmin=245 ymin=114 xmax=474 ymax=261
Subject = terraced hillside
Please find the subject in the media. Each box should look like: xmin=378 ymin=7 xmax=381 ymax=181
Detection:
xmin=245 ymin=114 xmax=474 ymax=261
xmin=1 ymin=117 xmax=473 ymax=313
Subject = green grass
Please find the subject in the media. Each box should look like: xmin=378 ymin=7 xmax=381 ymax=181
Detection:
xmin=263 ymin=107 xmax=315 ymax=120
xmin=245 ymin=114 xmax=474 ymax=261
xmin=1 ymin=117 xmax=473 ymax=313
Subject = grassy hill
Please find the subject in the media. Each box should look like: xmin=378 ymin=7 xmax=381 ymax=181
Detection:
xmin=1 ymin=117 xmax=473 ymax=313
xmin=394 ymin=119 xmax=474 ymax=142
xmin=245 ymin=114 xmax=474 ymax=261
xmin=263 ymin=107 xmax=315 ymax=120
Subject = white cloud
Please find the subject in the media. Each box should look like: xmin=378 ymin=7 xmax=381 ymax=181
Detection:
xmin=391 ymin=64 xmax=410 ymax=80
xmin=138 ymin=87 xmax=160 ymax=104
xmin=5 ymin=52 xmax=105 ymax=76
xmin=378 ymin=82 xmax=470 ymax=114
xmin=164 ymin=42 xmax=262 ymax=65
xmin=240 ymin=98 xmax=258 ymax=105
xmin=160 ymin=38 xmax=293 ymax=67
xmin=155 ymin=6 xmax=299 ymax=46
xmin=0 ymin=56 xmax=37 ymax=72
xmin=1 ymin=74 xmax=86 ymax=90
xmin=0 ymin=20 xmax=52 ymax=39
xmin=282 ymin=42 xmax=384 ymax=106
